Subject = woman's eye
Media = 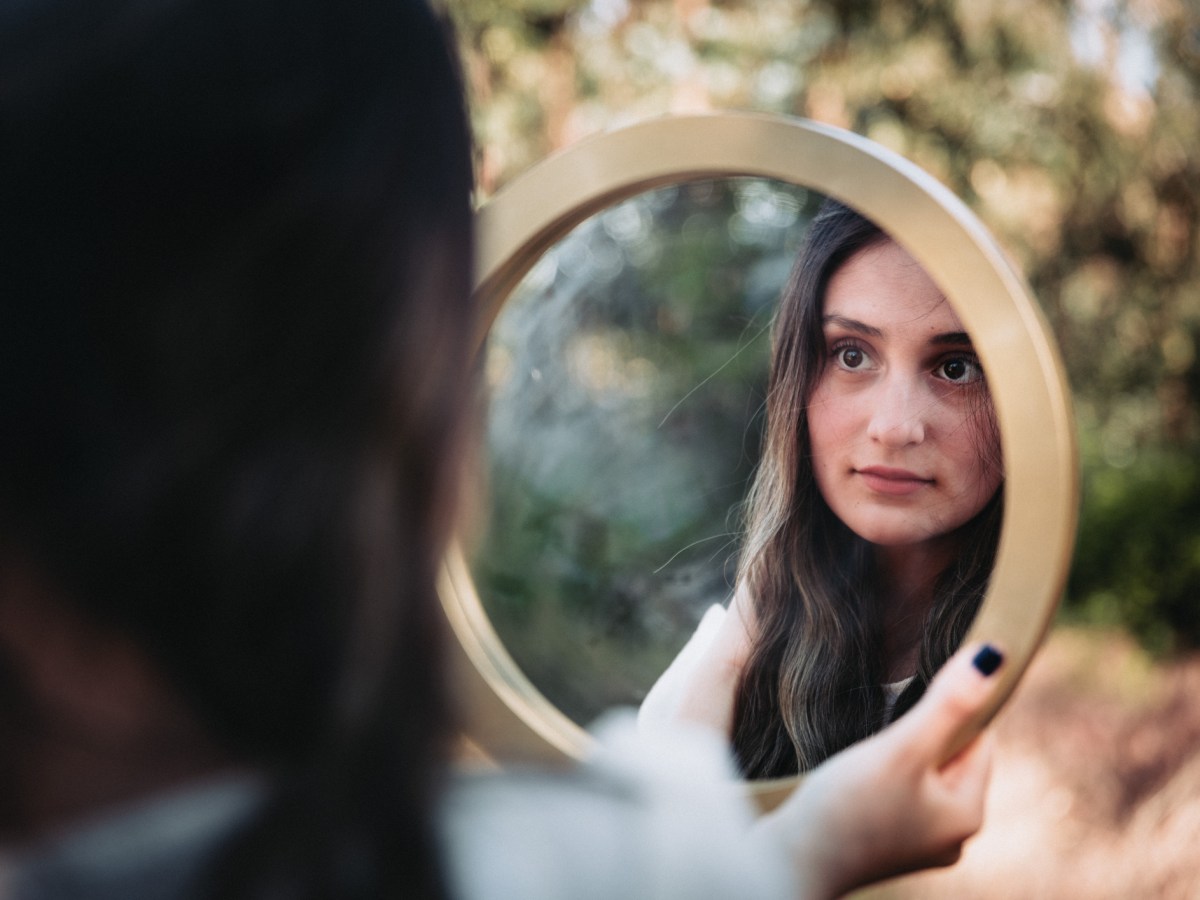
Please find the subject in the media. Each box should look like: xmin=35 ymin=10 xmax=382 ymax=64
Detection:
xmin=936 ymin=356 xmax=983 ymax=384
xmin=832 ymin=344 xmax=871 ymax=370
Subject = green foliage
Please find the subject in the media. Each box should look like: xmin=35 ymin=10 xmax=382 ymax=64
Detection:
xmin=1067 ymin=446 xmax=1200 ymax=655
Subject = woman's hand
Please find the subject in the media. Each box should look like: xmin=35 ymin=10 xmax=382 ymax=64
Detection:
xmin=757 ymin=641 xmax=1004 ymax=899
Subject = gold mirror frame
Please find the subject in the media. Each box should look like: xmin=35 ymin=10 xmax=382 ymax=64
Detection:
xmin=441 ymin=113 xmax=1078 ymax=809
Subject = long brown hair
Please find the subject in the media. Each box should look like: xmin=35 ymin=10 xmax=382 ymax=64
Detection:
xmin=730 ymin=200 xmax=1003 ymax=778
xmin=0 ymin=1 xmax=473 ymax=896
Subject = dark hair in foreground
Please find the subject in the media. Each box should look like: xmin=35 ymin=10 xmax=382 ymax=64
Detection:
xmin=730 ymin=201 xmax=1003 ymax=779
xmin=0 ymin=1 xmax=473 ymax=896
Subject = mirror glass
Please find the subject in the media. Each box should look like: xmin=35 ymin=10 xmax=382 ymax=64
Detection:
xmin=469 ymin=177 xmax=999 ymax=739
xmin=472 ymin=178 xmax=816 ymax=725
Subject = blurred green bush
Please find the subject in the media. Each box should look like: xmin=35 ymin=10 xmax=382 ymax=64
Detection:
xmin=1067 ymin=444 xmax=1200 ymax=655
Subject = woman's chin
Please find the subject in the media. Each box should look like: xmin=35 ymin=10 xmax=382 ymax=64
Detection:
xmin=847 ymin=521 xmax=950 ymax=551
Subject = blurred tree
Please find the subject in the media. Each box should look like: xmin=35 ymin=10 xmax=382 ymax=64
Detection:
xmin=445 ymin=0 xmax=1200 ymax=652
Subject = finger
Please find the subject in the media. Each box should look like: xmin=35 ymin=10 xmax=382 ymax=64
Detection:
xmin=940 ymin=729 xmax=995 ymax=788
xmin=934 ymin=732 xmax=994 ymax=838
xmin=927 ymin=845 xmax=964 ymax=869
xmin=888 ymin=839 xmax=966 ymax=882
xmin=891 ymin=641 xmax=1005 ymax=757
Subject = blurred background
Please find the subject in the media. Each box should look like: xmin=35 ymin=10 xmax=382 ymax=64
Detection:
xmin=475 ymin=177 xmax=816 ymax=720
xmin=444 ymin=0 xmax=1199 ymax=895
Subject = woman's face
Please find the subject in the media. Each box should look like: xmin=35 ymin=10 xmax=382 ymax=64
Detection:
xmin=807 ymin=239 xmax=1002 ymax=550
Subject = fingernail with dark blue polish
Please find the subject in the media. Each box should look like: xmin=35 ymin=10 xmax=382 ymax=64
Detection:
xmin=973 ymin=644 xmax=1003 ymax=676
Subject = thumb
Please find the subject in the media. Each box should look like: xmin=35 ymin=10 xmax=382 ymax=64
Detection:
xmin=891 ymin=641 xmax=1005 ymax=764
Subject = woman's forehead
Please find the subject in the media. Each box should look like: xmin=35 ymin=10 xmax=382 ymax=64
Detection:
xmin=822 ymin=240 xmax=964 ymax=337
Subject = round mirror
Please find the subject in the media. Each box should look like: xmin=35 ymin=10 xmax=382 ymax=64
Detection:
xmin=441 ymin=114 xmax=1078 ymax=807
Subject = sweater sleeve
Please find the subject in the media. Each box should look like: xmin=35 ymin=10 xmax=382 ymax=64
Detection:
xmin=439 ymin=708 xmax=794 ymax=900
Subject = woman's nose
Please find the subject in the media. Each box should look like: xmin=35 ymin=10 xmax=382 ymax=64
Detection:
xmin=867 ymin=377 xmax=927 ymax=447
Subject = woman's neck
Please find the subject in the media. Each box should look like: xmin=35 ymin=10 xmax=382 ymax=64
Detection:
xmin=872 ymin=539 xmax=955 ymax=683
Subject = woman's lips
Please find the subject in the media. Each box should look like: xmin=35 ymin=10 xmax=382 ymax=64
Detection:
xmin=856 ymin=466 xmax=933 ymax=496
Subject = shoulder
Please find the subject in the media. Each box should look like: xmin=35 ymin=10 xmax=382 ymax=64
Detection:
xmin=1 ymin=777 xmax=263 ymax=900
xmin=638 ymin=587 xmax=758 ymax=738
xmin=637 ymin=604 xmax=729 ymax=730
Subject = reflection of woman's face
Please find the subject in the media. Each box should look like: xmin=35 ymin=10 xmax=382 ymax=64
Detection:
xmin=807 ymin=239 xmax=1002 ymax=550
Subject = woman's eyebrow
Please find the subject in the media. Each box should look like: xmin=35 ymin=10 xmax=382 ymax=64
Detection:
xmin=822 ymin=316 xmax=973 ymax=348
xmin=823 ymin=314 xmax=882 ymax=337
xmin=930 ymin=331 xmax=972 ymax=347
